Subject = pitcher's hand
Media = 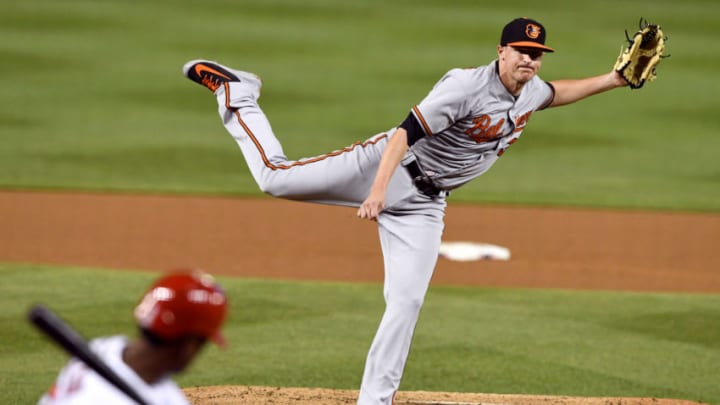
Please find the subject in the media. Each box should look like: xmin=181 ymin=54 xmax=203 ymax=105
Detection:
xmin=357 ymin=192 xmax=385 ymax=221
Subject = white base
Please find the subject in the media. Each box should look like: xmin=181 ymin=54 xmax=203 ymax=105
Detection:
xmin=438 ymin=241 xmax=511 ymax=262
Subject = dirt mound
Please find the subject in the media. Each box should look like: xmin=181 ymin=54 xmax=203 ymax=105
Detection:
xmin=183 ymin=385 xmax=708 ymax=405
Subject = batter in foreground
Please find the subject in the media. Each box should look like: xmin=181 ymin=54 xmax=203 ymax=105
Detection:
xmin=183 ymin=17 xmax=663 ymax=405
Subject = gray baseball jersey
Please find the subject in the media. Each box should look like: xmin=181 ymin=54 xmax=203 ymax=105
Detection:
xmin=408 ymin=61 xmax=553 ymax=191
xmin=187 ymin=57 xmax=553 ymax=405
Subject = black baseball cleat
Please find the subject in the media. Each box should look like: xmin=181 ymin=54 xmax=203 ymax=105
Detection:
xmin=183 ymin=60 xmax=240 ymax=92
xmin=182 ymin=60 xmax=262 ymax=93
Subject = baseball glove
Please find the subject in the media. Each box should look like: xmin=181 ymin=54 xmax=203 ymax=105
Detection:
xmin=614 ymin=18 xmax=668 ymax=89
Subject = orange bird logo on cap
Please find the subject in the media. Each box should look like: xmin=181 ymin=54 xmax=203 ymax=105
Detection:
xmin=526 ymin=24 xmax=541 ymax=39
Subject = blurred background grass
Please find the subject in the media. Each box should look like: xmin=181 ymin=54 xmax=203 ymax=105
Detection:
xmin=1 ymin=0 xmax=718 ymax=211
xmin=2 ymin=1 xmax=719 ymax=404
xmin=3 ymin=264 xmax=719 ymax=404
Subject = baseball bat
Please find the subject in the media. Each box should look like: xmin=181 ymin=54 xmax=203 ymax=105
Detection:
xmin=28 ymin=304 xmax=150 ymax=405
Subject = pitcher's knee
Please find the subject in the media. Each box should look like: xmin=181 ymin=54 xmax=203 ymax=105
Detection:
xmin=256 ymin=177 xmax=292 ymax=198
xmin=256 ymin=179 xmax=273 ymax=195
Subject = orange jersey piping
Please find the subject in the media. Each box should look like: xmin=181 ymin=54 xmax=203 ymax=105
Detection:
xmin=412 ymin=105 xmax=433 ymax=136
xmin=231 ymin=110 xmax=388 ymax=170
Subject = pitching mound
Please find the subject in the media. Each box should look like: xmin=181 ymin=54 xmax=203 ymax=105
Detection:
xmin=183 ymin=386 xmax=707 ymax=405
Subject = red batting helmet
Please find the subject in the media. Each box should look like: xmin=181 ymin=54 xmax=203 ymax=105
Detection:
xmin=134 ymin=270 xmax=228 ymax=347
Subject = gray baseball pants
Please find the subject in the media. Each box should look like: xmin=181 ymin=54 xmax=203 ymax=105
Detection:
xmin=215 ymin=82 xmax=446 ymax=405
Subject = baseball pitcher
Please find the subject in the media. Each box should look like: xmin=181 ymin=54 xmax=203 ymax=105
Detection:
xmin=182 ymin=17 xmax=665 ymax=405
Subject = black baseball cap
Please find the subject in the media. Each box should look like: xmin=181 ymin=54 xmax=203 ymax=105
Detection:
xmin=500 ymin=17 xmax=555 ymax=53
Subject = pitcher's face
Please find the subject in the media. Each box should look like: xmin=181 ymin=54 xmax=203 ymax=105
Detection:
xmin=497 ymin=45 xmax=544 ymax=84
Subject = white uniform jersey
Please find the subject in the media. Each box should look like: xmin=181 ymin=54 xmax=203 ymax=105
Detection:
xmin=38 ymin=335 xmax=189 ymax=405
xmin=408 ymin=59 xmax=554 ymax=190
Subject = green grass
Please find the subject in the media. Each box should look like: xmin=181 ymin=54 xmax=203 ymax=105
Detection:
xmin=1 ymin=2 xmax=718 ymax=404
xmin=2 ymin=264 xmax=719 ymax=404
xmin=0 ymin=0 xmax=718 ymax=211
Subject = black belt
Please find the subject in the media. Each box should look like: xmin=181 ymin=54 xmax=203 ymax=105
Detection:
xmin=404 ymin=160 xmax=443 ymax=197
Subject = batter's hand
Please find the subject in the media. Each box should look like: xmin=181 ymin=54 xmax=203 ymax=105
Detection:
xmin=357 ymin=192 xmax=385 ymax=221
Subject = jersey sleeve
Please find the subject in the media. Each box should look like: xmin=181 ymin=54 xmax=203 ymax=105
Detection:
xmin=537 ymin=81 xmax=555 ymax=110
xmin=411 ymin=69 xmax=472 ymax=136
